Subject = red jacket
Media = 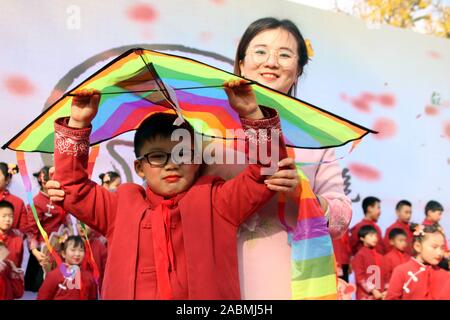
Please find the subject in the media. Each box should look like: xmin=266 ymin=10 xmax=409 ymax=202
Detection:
xmin=383 ymin=220 xmax=413 ymax=255
xmin=350 ymin=219 xmax=385 ymax=255
xmin=82 ymin=236 xmax=107 ymax=294
xmin=385 ymin=258 xmax=450 ymax=300
xmin=37 ymin=266 xmax=97 ymax=300
xmin=0 ymin=191 xmax=28 ymax=234
xmin=351 ymin=246 xmax=384 ymax=300
xmin=382 ymin=247 xmax=410 ymax=287
xmin=332 ymin=231 xmax=351 ymax=266
xmin=26 ymin=191 xmax=68 ymax=249
xmin=53 ymin=109 xmax=284 ymax=300
xmin=0 ymin=229 xmax=24 ymax=268
xmin=0 ymin=262 xmax=24 ymax=300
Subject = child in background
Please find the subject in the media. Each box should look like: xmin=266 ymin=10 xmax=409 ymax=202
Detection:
xmin=351 ymin=225 xmax=386 ymax=300
xmin=25 ymin=166 xmax=71 ymax=292
xmin=99 ymin=171 xmax=121 ymax=191
xmin=382 ymin=228 xmax=410 ymax=287
xmin=76 ymin=220 xmax=107 ymax=293
xmin=350 ymin=197 xmax=385 ymax=255
xmin=0 ymin=242 xmax=24 ymax=300
xmin=385 ymin=224 xmax=450 ymax=300
xmin=0 ymin=163 xmax=28 ymax=234
xmin=37 ymin=235 xmax=97 ymax=300
xmin=384 ymin=200 xmax=413 ymax=255
xmin=422 ymin=201 xmax=449 ymax=270
xmin=332 ymin=230 xmax=352 ymax=282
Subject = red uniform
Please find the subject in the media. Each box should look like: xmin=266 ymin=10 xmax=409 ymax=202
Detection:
xmin=332 ymin=231 xmax=351 ymax=271
xmin=382 ymin=247 xmax=410 ymax=287
xmin=350 ymin=219 xmax=385 ymax=255
xmin=351 ymin=246 xmax=384 ymax=300
xmin=383 ymin=220 xmax=413 ymax=255
xmin=0 ymin=262 xmax=24 ymax=300
xmin=37 ymin=266 xmax=97 ymax=300
xmin=0 ymin=190 xmax=28 ymax=234
xmin=26 ymin=191 xmax=68 ymax=250
xmin=385 ymin=258 xmax=450 ymax=300
xmin=0 ymin=229 xmax=24 ymax=268
xmin=53 ymin=109 xmax=284 ymax=300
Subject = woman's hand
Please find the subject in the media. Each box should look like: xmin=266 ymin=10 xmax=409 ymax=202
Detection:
xmin=264 ymin=157 xmax=299 ymax=193
xmin=68 ymin=89 xmax=101 ymax=129
xmin=223 ymin=79 xmax=263 ymax=120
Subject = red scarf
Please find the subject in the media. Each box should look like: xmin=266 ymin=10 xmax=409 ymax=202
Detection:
xmin=146 ymin=187 xmax=185 ymax=300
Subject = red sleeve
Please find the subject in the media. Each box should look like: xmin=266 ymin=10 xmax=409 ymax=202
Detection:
xmin=349 ymin=224 xmax=360 ymax=255
xmin=88 ymin=274 xmax=98 ymax=300
xmin=383 ymin=228 xmax=392 ymax=253
xmin=382 ymin=255 xmax=393 ymax=289
xmin=25 ymin=196 xmax=44 ymax=250
xmin=385 ymin=266 xmax=405 ymax=300
xmin=212 ymin=107 xmax=287 ymax=226
xmin=7 ymin=234 xmax=24 ymax=268
xmin=37 ymin=270 xmax=60 ymax=300
xmin=352 ymin=251 xmax=375 ymax=294
xmin=53 ymin=118 xmax=118 ymax=236
xmin=9 ymin=266 xmax=24 ymax=299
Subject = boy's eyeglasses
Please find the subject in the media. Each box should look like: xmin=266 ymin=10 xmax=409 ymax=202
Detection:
xmin=136 ymin=150 xmax=196 ymax=167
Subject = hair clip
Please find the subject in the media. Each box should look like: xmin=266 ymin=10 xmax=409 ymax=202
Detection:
xmin=7 ymin=163 xmax=18 ymax=175
xmin=413 ymin=225 xmax=425 ymax=237
xmin=305 ymin=39 xmax=314 ymax=58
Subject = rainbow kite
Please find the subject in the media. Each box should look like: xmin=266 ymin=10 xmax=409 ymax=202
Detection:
xmin=3 ymin=48 xmax=376 ymax=300
xmin=2 ymin=48 xmax=374 ymax=153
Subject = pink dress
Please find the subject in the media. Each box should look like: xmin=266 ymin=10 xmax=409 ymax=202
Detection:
xmin=203 ymin=146 xmax=351 ymax=299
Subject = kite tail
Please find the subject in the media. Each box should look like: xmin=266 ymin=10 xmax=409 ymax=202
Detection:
xmin=16 ymin=152 xmax=63 ymax=267
xmin=278 ymin=147 xmax=338 ymax=300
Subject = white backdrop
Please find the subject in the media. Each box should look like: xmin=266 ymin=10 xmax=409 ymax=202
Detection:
xmin=1 ymin=0 xmax=449 ymax=239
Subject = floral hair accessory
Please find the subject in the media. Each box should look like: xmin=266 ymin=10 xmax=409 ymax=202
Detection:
xmin=7 ymin=163 xmax=18 ymax=175
xmin=305 ymin=39 xmax=314 ymax=58
xmin=413 ymin=224 xmax=425 ymax=237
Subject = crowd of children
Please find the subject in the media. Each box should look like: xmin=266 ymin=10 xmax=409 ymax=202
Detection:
xmin=334 ymin=197 xmax=450 ymax=300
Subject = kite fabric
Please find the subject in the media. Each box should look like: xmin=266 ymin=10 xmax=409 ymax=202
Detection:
xmin=4 ymin=48 xmax=377 ymax=300
xmin=2 ymin=48 xmax=375 ymax=153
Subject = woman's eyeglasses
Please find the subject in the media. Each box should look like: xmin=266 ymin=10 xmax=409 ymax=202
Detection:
xmin=246 ymin=47 xmax=297 ymax=67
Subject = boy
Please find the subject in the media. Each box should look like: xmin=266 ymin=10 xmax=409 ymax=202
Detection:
xmin=350 ymin=197 xmax=385 ymax=255
xmin=47 ymin=80 xmax=298 ymax=299
xmin=351 ymin=225 xmax=385 ymax=300
xmin=382 ymin=228 xmax=410 ymax=287
xmin=384 ymin=200 xmax=413 ymax=255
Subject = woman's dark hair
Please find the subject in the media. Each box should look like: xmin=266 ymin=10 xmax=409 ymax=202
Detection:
xmin=234 ymin=17 xmax=309 ymax=96
xmin=99 ymin=171 xmax=121 ymax=185
xmin=61 ymin=235 xmax=85 ymax=253
xmin=33 ymin=166 xmax=50 ymax=189
xmin=133 ymin=113 xmax=196 ymax=158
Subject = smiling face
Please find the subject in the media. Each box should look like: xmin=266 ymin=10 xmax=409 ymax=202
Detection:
xmin=62 ymin=240 xmax=85 ymax=266
xmin=414 ymin=232 xmax=445 ymax=265
xmin=239 ymin=27 xmax=300 ymax=94
xmin=134 ymin=137 xmax=201 ymax=198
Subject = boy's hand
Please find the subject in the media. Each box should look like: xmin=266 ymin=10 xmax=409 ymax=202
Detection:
xmin=223 ymin=79 xmax=263 ymax=120
xmin=264 ymin=157 xmax=299 ymax=193
xmin=372 ymin=289 xmax=383 ymax=300
xmin=68 ymin=89 xmax=101 ymax=128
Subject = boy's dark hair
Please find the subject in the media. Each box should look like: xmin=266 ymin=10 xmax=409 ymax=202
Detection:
xmin=362 ymin=197 xmax=380 ymax=214
xmin=425 ymin=200 xmax=444 ymax=216
xmin=358 ymin=225 xmax=378 ymax=240
xmin=396 ymin=200 xmax=412 ymax=211
xmin=0 ymin=200 xmax=14 ymax=212
xmin=133 ymin=113 xmax=196 ymax=158
xmin=61 ymin=235 xmax=85 ymax=252
xmin=388 ymin=228 xmax=407 ymax=240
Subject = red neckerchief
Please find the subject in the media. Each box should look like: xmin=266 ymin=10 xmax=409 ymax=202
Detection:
xmin=146 ymin=186 xmax=186 ymax=300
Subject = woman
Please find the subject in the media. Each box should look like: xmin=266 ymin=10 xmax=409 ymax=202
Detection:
xmin=204 ymin=17 xmax=352 ymax=299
